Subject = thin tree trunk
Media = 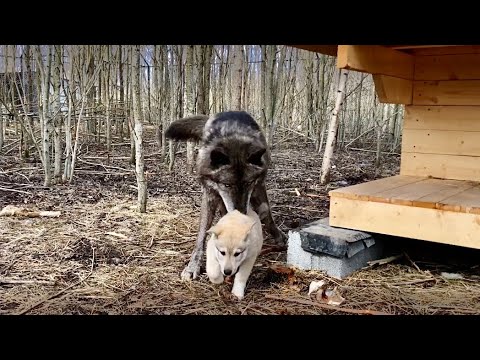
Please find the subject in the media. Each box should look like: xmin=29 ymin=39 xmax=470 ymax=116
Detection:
xmin=232 ymin=45 xmax=243 ymax=110
xmin=63 ymin=49 xmax=74 ymax=182
xmin=53 ymin=45 xmax=62 ymax=183
xmin=320 ymin=69 xmax=349 ymax=185
xmin=105 ymin=46 xmax=112 ymax=163
xmin=161 ymin=45 xmax=170 ymax=161
xmin=204 ymin=45 xmax=213 ymax=113
xmin=34 ymin=45 xmax=53 ymax=187
xmin=185 ymin=45 xmax=195 ymax=174
xmin=0 ymin=113 xmax=3 ymax=152
xmin=118 ymin=45 xmax=125 ymax=140
xmin=131 ymin=45 xmax=147 ymax=213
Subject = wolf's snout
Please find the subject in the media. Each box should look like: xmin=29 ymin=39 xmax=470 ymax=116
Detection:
xmin=223 ymin=268 xmax=232 ymax=276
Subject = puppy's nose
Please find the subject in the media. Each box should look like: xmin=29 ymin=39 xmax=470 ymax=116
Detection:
xmin=223 ymin=269 xmax=232 ymax=276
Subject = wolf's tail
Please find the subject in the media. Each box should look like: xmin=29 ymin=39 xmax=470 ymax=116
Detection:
xmin=165 ymin=115 xmax=209 ymax=142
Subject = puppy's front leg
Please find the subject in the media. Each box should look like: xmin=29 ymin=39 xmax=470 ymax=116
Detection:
xmin=231 ymin=256 xmax=257 ymax=300
xmin=206 ymin=238 xmax=224 ymax=284
xmin=181 ymin=190 xmax=219 ymax=281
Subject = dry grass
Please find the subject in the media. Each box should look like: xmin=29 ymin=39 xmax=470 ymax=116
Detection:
xmin=2 ymin=193 xmax=480 ymax=315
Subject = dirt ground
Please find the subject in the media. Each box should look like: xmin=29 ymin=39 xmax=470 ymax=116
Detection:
xmin=2 ymin=129 xmax=480 ymax=315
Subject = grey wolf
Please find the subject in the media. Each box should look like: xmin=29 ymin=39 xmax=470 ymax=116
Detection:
xmin=206 ymin=209 xmax=263 ymax=300
xmin=165 ymin=111 xmax=286 ymax=281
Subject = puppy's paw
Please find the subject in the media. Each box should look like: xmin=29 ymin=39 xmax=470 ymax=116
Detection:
xmin=208 ymin=274 xmax=224 ymax=284
xmin=181 ymin=264 xmax=201 ymax=281
xmin=231 ymin=283 xmax=245 ymax=300
xmin=231 ymin=289 xmax=245 ymax=301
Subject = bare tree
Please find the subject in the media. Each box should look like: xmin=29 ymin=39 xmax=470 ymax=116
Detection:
xmin=52 ymin=45 xmax=63 ymax=183
xmin=320 ymin=69 xmax=349 ymax=185
xmin=131 ymin=45 xmax=147 ymax=213
xmin=185 ymin=45 xmax=195 ymax=174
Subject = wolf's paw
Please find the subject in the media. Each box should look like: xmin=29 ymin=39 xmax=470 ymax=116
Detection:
xmin=274 ymin=229 xmax=287 ymax=246
xmin=181 ymin=264 xmax=201 ymax=281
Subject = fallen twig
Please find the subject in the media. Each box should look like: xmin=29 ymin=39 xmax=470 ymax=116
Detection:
xmin=0 ymin=186 xmax=31 ymax=195
xmin=403 ymin=252 xmax=421 ymax=272
xmin=265 ymin=295 xmax=390 ymax=315
xmin=367 ymin=254 xmax=403 ymax=266
xmin=0 ymin=278 xmax=56 ymax=286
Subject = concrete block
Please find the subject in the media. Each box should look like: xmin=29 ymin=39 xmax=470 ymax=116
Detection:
xmin=286 ymin=218 xmax=384 ymax=279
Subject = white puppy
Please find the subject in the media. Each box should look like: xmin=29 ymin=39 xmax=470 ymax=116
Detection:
xmin=206 ymin=209 xmax=263 ymax=300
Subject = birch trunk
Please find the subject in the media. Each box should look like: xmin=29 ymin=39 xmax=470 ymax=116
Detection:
xmin=185 ymin=45 xmax=195 ymax=174
xmin=63 ymin=48 xmax=74 ymax=182
xmin=131 ymin=45 xmax=147 ymax=213
xmin=320 ymin=69 xmax=349 ymax=185
xmin=161 ymin=45 xmax=170 ymax=160
xmin=53 ymin=45 xmax=62 ymax=183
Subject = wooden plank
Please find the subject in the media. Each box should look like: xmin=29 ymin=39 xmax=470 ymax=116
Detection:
xmin=414 ymin=180 xmax=476 ymax=209
xmin=402 ymin=129 xmax=480 ymax=157
xmin=415 ymin=54 xmax=480 ymax=80
xmin=368 ymin=178 xmax=466 ymax=206
xmin=413 ymin=80 xmax=480 ymax=106
xmin=328 ymin=175 xmax=425 ymax=201
xmin=337 ymin=45 xmax=414 ymax=80
xmin=404 ymin=105 xmax=480 ymax=131
xmin=438 ymin=186 xmax=480 ymax=214
xmin=412 ymin=46 xmax=480 ymax=56
xmin=373 ymin=74 xmax=412 ymax=104
xmin=386 ymin=45 xmax=453 ymax=50
xmin=400 ymin=152 xmax=480 ymax=181
xmin=329 ymin=197 xmax=480 ymax=249
xmin=288 ymin=45 xmax=338 ymax=57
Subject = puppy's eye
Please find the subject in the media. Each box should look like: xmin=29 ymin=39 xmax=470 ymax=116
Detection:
xmin=234 ymin=251 xmax=243 ymax=257
xmin=224 ymin=184 xmax=231 ymax=188
xmin=219 ymin=251 xmax=226 ymax=256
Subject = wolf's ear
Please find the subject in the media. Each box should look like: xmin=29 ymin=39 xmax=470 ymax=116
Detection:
xmin=210 ymin=149 xmax=230 ymax=168
xmin=165 ymin=115 xmax=209 ymax=142
xmin=248 ymin=148 xmax=266 ymax=166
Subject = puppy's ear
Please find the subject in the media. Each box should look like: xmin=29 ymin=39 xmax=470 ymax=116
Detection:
xmin=246 ymin=221 xmax=257 ymax=235
xmin=207 ymin=224 xmax=222 ymax=237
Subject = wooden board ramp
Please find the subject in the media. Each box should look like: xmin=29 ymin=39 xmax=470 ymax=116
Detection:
xmin=329 ymin=175 xmax=480 ymax=249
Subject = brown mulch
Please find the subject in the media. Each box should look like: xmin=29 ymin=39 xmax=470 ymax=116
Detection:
xmin=1 ymin=129 xmax=480 ymax=315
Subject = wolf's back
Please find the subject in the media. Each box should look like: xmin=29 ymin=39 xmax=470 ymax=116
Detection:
xmin=165 ymin=115 xmax=209 ymax=142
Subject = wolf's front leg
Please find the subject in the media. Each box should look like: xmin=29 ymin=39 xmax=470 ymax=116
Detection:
xmin=252 ymin=184 xmax=286 ymax=246
xmin=181 ymin=191 xmax=219 ymax=281
xmin=231 ymin=256 xmax=257 ymax=300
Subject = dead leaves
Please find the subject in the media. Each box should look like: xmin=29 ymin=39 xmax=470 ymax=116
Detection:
xmin=308 ymin=279 xmax=345 ymax=306
xmin=269 ymin=264 xmax=296 ymax=284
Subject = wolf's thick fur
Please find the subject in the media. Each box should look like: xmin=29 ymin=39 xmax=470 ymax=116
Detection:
xmin=206 ymin=209 xmax=263 ymax=300
xmin=165 ymin=111 xmax=286 ymax=281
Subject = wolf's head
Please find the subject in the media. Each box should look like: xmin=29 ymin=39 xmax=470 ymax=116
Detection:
xmin=166 ymin=111 xmax=270 ymax=214
xmin=207 ymin=210 xmax=257 ymax=276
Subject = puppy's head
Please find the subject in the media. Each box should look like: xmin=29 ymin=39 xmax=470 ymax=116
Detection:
xmin=207 ymin=210 xmax=257 ymax=277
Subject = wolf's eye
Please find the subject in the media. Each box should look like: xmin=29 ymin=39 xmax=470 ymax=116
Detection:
xmin=219 ymin=251 xmax=225 ymax=256
xmin=224 ymin=184 xmax=231 ymax=188
xmin=234 ymin=251 xmax=243 ymax=257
